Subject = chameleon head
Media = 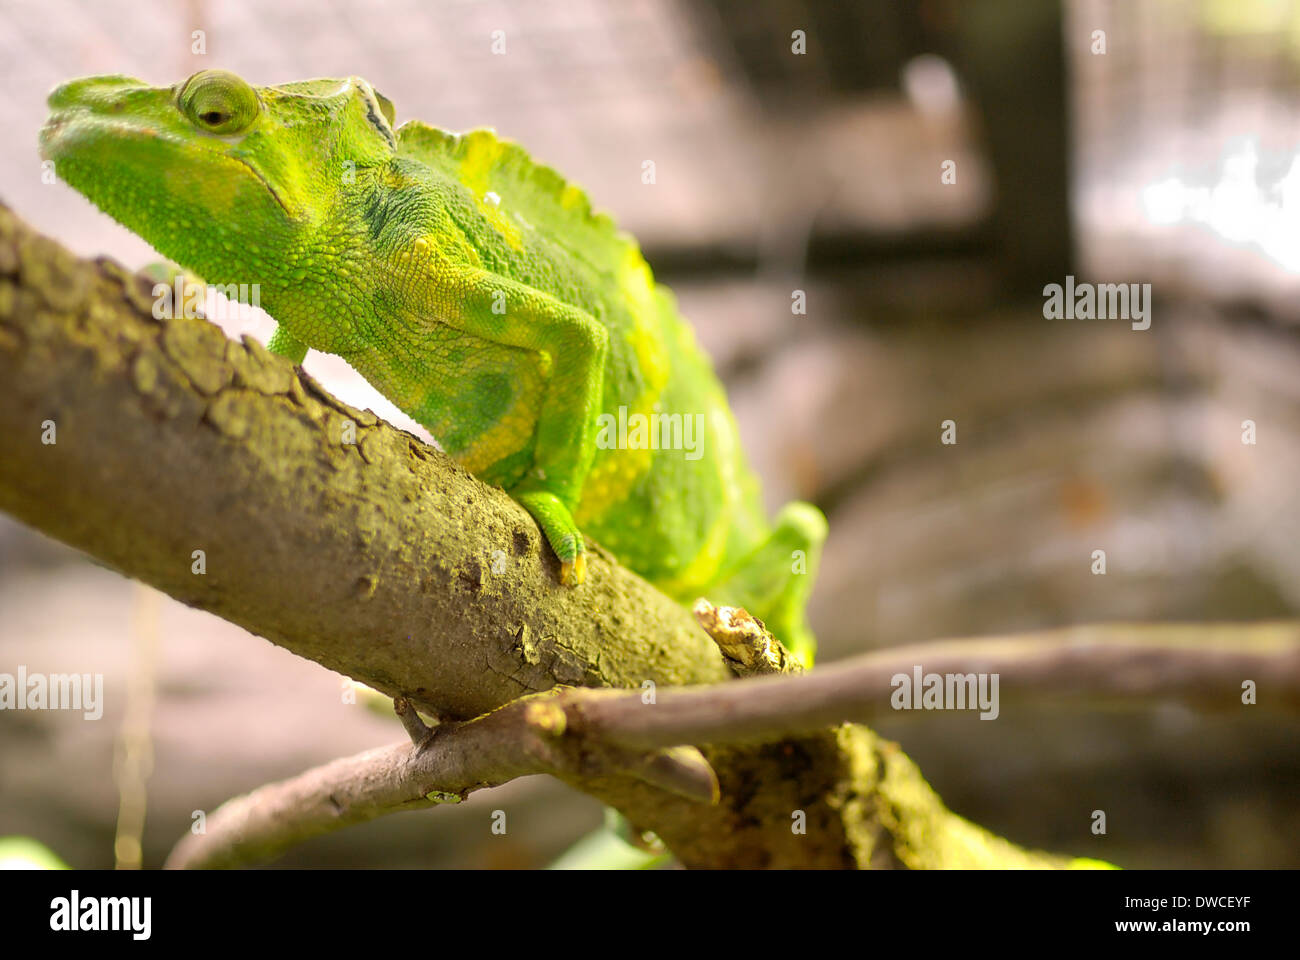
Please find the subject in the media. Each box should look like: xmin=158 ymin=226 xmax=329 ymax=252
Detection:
xmin=39 ymin=70 xmax=398 ymax=305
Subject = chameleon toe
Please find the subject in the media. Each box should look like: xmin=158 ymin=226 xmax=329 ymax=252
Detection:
xmin=560 ymin=551 xmax=586 ymax=586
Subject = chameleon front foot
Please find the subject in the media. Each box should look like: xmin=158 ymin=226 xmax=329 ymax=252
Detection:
xmin=560 ymin=550 xmax=586 ymax=586
xmin=513 ymin=487 xmax=587 ymax=586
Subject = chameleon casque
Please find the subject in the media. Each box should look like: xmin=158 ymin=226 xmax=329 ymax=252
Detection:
xmin=40 ymin=70 xmax=827 ymax=662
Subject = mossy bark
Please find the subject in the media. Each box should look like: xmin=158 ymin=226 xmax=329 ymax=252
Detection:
xmin=0 ymin=200 xmax=1076 ymax=868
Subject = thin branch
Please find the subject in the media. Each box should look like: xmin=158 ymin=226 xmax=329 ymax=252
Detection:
xmin=165 ymin=691 xmax=717 ymax=869
xmin=168 ymin=620 xmax=1300 ymax=868
xmin=574 ymin=620 xmax=1300 ymax=750
xmin=393 ymin=696 xmax=434 ymax=744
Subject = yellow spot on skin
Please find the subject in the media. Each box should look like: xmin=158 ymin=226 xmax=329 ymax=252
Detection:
xmin=457 ymin=131 xmax=502 ymax=196
xmin=654 ymin=506 xmax=729 ymax=597
xmin=559 ymin=183 xmax=585 ymax=210
xmin=478 ymin=198 xmax=524 ymax=250
xmin=646 ymin=407 xmax=738 ymax=597
xmin=456 ymin=406 xmax=535 ymax=474
xmin=577 ymin=444 xmax=653 ymax=524
xmin=457 ymin=132 xmax=524 ymax=250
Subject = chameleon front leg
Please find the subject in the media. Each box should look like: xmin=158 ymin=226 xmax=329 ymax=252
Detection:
xmin=266 ymin=325 xmax=308 ymax=363
xmin=428 ymin=263 xmax=608 ymax=585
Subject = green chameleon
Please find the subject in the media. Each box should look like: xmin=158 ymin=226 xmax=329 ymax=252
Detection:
xmin=40 ymin=70 xmax=827 ymax=662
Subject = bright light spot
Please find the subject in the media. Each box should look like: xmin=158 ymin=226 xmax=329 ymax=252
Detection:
xmin=0 ymin=855 xmax=44 ymax=870
xmin=1139 ymin=137 xmax=1300 ymax=273
xmin=1141 ymin=177 xmax=1186 ymax=225
xmin=1208 ymin=138 xmax=1259 ymax=244
xmin=1277 ymin=155 xmax=1300 ymax=215
xmin=902 ymin=54 xmax=960 ymax=116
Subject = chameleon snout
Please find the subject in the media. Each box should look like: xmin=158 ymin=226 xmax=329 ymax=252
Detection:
xmin=42 ymin=76 xmax=156 ymax=163
xmin=47 ymin=75 xmax=148 ymax=112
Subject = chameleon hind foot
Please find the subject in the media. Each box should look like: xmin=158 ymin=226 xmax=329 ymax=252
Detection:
xmin=707 ymin=500 xmax=827 ymax=666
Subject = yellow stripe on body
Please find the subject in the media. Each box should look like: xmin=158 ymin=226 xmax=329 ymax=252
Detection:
xmin=456 ymin=404 xmax=538 ymax=474
xmin=575 ymin=250 xmax=670 ymax=522
xmin=648 ymin=406 xmax=738 ymax=598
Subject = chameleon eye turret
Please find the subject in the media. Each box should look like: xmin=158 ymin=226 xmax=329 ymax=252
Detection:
xmin=177 ymin=70 xmax=261 ymax=136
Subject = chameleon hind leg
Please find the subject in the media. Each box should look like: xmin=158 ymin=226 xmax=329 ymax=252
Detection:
xmin=706 ymin=501 xmax=827 ymax=666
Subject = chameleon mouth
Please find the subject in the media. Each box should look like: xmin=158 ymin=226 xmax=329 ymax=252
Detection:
xmin=230 ymin=155 xmax=292 ymax=218
xmin=37 ymin=111 xmax=89 ymax=163
xmin=39 ymin=112 xmax=68 ymax=146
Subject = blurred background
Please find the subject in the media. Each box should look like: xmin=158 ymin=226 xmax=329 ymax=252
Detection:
xmin=1 ymin=0 xmax=1299 ymax=868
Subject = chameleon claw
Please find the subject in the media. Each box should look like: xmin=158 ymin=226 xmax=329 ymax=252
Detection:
xmin=560 ymin=551 xmax=586 ymax=586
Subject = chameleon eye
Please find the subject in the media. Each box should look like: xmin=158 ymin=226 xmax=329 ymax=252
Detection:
xmin=178 ymin=70 xmax=260 ymax=135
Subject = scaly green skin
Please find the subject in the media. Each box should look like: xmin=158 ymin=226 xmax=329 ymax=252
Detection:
xmin=39 ymin=70 xmax=827 ymax=661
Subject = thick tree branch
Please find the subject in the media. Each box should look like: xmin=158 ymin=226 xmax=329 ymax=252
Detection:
xmin=0 ymin=201 xmax=731 ymax=722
